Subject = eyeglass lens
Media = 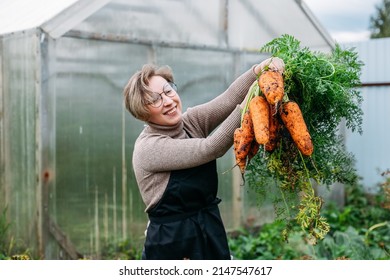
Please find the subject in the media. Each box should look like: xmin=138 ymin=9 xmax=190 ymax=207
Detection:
xmin=150 ymin=82 xmax=177 ymax=107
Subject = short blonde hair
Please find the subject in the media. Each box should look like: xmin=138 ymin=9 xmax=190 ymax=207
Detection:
xmin=123 ymin=64 xmax=174 ymax=121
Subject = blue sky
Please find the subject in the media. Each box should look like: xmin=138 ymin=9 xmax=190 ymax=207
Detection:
xmin=305 ymin=0 xmax=383 ymax=43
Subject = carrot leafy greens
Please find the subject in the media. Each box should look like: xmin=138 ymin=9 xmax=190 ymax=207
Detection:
xmin=245 ymin=34 xmax=364 ymax=242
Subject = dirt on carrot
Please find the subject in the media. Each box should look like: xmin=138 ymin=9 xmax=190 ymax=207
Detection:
xmin=249 ymin=96 xmax=269 ymax=145
xmin=279 ymin=101 xmax=313 ymax=156
xmin=258 ymin=70 xmax=284 ymax=106
xmin=234 ymin=127 xmax=247 ymax=174
xmin=265 ymin=104 xmax=281 ymax=152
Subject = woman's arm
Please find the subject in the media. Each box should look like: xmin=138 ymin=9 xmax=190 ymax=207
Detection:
xmin=184 ymin=57 xmax=285 ymax=137
xmin=183 ymin=67 xmax=256 ymax=137
xmin=134 ymin=106 xmax=242 ymax=172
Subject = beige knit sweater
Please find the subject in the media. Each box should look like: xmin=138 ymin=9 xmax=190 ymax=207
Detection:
xmin=132 ymin=67 xmax=257 ymax=212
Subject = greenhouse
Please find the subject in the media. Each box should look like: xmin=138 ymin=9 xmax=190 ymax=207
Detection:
xmin=0 ymin=0 xmax=357 ymax=260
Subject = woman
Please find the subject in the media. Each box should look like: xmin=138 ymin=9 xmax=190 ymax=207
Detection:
xmin=123 ymin=57 xmax=284 ymax=260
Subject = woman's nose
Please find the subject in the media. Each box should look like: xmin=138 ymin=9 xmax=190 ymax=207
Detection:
xmin=162 ymin=94 xmax=174 ymax=105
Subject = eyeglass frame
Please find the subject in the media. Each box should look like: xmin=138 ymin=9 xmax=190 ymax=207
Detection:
xmin=146 ymin=82 xmax=178 ymax=108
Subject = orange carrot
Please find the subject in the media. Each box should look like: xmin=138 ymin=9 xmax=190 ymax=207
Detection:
xmin=233 ymin=110 xmax=256 ymax=174
xmin=279 ymin=101 xmax=313 ymax=156
xmin=241 ymin=110 xmax=255 ymax=144
xmin=233 ymin=127 xmax=242 ymax=152
xmin=258 ymin=70 xmax=284 ymax=106
xmin=265 ymin=104 xmax=281 ymax=152
xmin=249 ymin=96 xmax=269 ymax=145
xmin=233 ymin=128 xmax=247 ymax=174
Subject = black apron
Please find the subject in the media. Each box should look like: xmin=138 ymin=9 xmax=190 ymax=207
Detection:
xmin=143 ymin=160 xmax=231 ymax=260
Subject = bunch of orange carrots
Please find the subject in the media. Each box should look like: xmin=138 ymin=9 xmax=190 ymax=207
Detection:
xmin=234 ymin=67 xmax=313 ymax=175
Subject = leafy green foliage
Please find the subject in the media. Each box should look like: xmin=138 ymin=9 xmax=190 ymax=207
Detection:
xmin=246 ymin=34 xmax=364 ymax=241
xmin=228 ymin=179 xmax=390 ymax=260
xmin=228 ymin=221 xmax=301 ymax=260
xmin=100 ymin=238 xmax=142 ymax=260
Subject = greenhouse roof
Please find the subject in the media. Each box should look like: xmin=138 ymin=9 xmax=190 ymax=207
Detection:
xmin=0 ymin=0 xmax=335 ymax=51
xmin=0 ymin=0 xmax=110 ymax=38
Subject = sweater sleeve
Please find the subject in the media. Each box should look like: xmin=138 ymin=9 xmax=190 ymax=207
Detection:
xmin=133 ymin=106 xmax=242 ymax=173
xmin=183 ymin=66 xmax=257 ymax=137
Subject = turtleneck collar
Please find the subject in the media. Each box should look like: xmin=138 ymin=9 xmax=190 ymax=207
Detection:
xmin=145 ymin=119 xmax=186 ymax=139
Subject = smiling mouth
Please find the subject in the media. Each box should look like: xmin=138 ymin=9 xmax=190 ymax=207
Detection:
xmin=164 ymin=107 xmax=177 ymax=115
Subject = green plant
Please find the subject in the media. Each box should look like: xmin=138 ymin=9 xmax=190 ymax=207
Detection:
xmin=229 ymin=175 xmax=390 ymax=260
xmin=228 ymin=221 xmax=302 ymax=260
xmin=0 ymin=207 xmax=32 ymax=260
xmin=100 ymin=238 xmax=142 ymax=260
xmin=0 ymin=207 xmax=10 ymax=259
xmin=246 ymin=34 xmax=364 ymax=241
xmin=313 ymin=227 xmax=373 ymax=260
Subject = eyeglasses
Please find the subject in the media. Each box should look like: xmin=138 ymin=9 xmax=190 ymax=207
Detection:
xmin=147 ymin=82 xmax=177 ymax=108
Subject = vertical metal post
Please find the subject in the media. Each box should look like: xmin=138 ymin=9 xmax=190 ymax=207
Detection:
xmin=121 ymin=97 xmax=127 ymax=239
xmin=37 ymin=29 xmax=55 ymax=258
xmin=0 ymin=38 xmax=5 ymax=209
xmin=34 ymin=30 xmax=45 ymax=259
xmin=219 ymin=0 xmax=229 ymax=47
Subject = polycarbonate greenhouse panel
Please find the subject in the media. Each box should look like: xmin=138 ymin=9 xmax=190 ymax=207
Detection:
xmin=73 ymin=0 xmax=223 ymax=46
xmin=54 ymin=37 xmax=149 ymax=251
xmin=155 ymin=47 xmax=236 ymax=108
xmin=228 ymin=0 xmax=333 ymax=51
xmin=1 ymin=32 xmax=40 ymax=249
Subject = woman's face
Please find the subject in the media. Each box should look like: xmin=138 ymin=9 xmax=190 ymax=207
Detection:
xmin=146 ymin=75 xmax=182 ymax=126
